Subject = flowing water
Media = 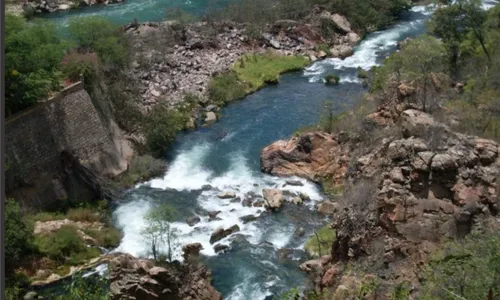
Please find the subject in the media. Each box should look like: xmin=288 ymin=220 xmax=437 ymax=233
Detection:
xmin=109 ymin=6 xmax=439 ymax=299
xmin=39 ymin=0 xmax=497 ymax=298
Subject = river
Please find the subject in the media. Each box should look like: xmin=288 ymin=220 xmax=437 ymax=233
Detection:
xmin=46 ymin=0 xmax=497 ymax=299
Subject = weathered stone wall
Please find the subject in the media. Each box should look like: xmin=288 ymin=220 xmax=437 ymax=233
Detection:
xmin=5 ymin=82 xmax=130 ymax=209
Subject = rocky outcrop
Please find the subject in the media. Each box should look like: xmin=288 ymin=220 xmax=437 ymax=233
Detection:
xmin=261 ymin=131 xmax=349 ymax=183
xmin=262 ymin=99 xmax=500 ymax=297
xmin=108 ymin=253 xmax=222 ymax=300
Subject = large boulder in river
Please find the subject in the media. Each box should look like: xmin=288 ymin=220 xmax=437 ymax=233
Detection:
xmin=261 ymin=132 xmax=348 ymax=183
xmin=262 ymin=189 xmax=285 ymax=210
xmin=217 ymin=191 xmax=236 ymax=199
xmin=186 ymin=216 xmax=201 ymax=226
xmin=209 ymin=225 xmax=240 ymax=244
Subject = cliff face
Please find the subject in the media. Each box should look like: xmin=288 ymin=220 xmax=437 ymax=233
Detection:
xmin=5 ymin=82 xmax=133 ymax=209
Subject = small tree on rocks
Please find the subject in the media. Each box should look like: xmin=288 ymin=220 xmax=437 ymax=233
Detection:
xmin=142 ymin=203 xmax=178 ymax=262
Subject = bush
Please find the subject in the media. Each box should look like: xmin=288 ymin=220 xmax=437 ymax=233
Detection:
xmin=324 ymin=74 xmax=340 ymax=85
xmin=144 ymin=105 xmax=190 ymax=157
xmin=208 ymin=72 xmax=247 ymax=105
xmin=304 ymin=224 xmax=336 ymax=258
xmin=420 ymin=230 xmax=500 ymax=300
xmin=66 ymin=208 xmax=101 ymax=223
xmin=5 ymin=199 xmax=34 ymax=274
xmin=357 ymin=68 xmax=369 ymax=79
xmin=61 ymin=51 xmax=100 ymax=84
xmin=5 ymin=15 xmax=70 ymax=116
xmin=68 ymin=16 xmax=128 ymax=69
xmin=35 ymin=225 xmax=100 ymax=264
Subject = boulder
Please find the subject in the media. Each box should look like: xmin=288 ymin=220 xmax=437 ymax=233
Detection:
xmin=214 ymin=244 xmax=229 ymax=253
xmin=291 ymin=197 xmax=303 ymax=205
xmin=182 ymin=243 xmax=203 ymax=261
xmin=205 ymin=112 xmax=217 ymax=125
xmin=346 ymin=32 xmax=360 ymax=45
xmin=285 ymin=180 xmax=304 ymax=186
xmin=262 ymin=189 xmax=285 ymax=210
xmin=208 ymin=211 xmax=221 ymax=221
xmin=217 ymin=191 xmax=236 ymax=199
xmin=209 ymin=225 xmax=240 ymax=244
xmin=320 ymin=12 xmax=351 ymax=33
xmin=240 ymin=214 xmax=257 ymax=223
xmin=317 ymin=201 xmax=338 ymax=214
xmin=186 ymin=215 xmax=201 ymax=226
xmin=331 ymin=44 xmax=353 ymax=59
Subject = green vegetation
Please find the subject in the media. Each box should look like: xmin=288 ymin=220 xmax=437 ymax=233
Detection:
xmin=5 ymin=199 xmax=34 ymax=275
xmin=35 ymin=225 xmax=101 ymax=265
xmin=209 ymin=52 xmax=309 ymax=105
xmin=144 ymin=104 xmax=191 ymax=157
xmin=357 ymin=68 xmax=369 ymax=79
xmin=142 ymin=204 xmax=178 ymax=262
xmin=314 ymin=44 xmax=332 ymax=56
xmin=420 ymin=231 xmax=500 ymax=300
xmin=208 ymin=72 xmax=247 ymax=105
xmin=5 ymin=15 xmax=70 ymax=116
xmin=304 ymin=224 xmax=336 ymax=258
xmin=55 ymin=274 xmax=108 ymax=300
xmin=324 ymin=74 xmax=340 ymax=85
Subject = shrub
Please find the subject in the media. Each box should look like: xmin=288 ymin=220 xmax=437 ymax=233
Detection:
xmin=208 ymin=72 xmax=247 ymax=105
xmin=55 ymin=274 xmax=108 ymax=300
xmin=66 ymin=208 xmax=101 ymax=223
xmin=5 ymin=199 xmax=34 ymax=274
xmin=324 ymin=74 xmax=340 ymax=85
xmin=304 ymin=224 xmax=336 ymax=258
xmin=35 ymin=225 xmax=98 ymax=264
xmin=315 ymin=44 xmax=333 ymax=56
xmin=61 ymin=51 xmax=100 ymax=84
xmin=144 ymin=105 xmax=190 ymax=157
xmin=420 ymin=230 xmax=500 ymax=300
xmin=357 ymin=68 xmax=369 ymax=79
xmin=5 ymin=15 xmax=70 ymax=116
xmin=68 ymin=16 xmax=128 ymax=69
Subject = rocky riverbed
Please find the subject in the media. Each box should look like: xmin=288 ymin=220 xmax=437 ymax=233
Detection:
xmin=124 ymin=7 xmax=361 ymax=113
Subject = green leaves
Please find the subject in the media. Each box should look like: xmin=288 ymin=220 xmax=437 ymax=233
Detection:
xmin=5 ymin=199 xmax=34 ymax=274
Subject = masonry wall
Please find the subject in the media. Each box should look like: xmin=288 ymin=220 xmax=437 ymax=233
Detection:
xmin=5 ymin=82 xmax=128 ymax=209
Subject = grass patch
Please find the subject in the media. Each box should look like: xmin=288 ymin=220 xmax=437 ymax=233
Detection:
xmin=114 ymin=155 xmax=166 ymax=188
xmin=322 ymin=178 xmax=345 ymax=198
xmin=234 ymin=52 xmax=309 ymax=92
xmin=28 ymin=207 xmax=101 ymax=224
xmin=305 ymin=224 xmax=336 ymax=258
xmin=208 ymin=52 xmax=309 ymax=105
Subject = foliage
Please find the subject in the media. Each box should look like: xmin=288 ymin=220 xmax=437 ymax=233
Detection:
xmin=114 ymin=155 xmax=166 ymax=188
xmin=304 ymin=224 xmax=336 ymax=258
xmin=275 ymin=287 xmax=301 ymax=300
xmin=208 ymin=72 xmax=247 ymax=105
xmin=324 ymin=74 xmax=340 ymax=85
xmin=420 ymin=230 xmax=500 ymax=300
xmin=144 ymin=105 xmax=190 ymax=157
xmin=61 ymin=51 xmax=100 ymax=84
xmin=391 ymin=282 xmax=410 ymax=300
xmin=28 ymin=207 xmax=101 ymax=223
xmin=35 ymin=225 xmax=100 ymax=264
xmin=55 ymin=274 xmax=109 ymax=300
xmin=68 ymin=16 xmax=128 ymax=69
xmin=5 ymin=199 xmax=34 ymax=274
xmin=84 ymin=227 xmax=122 ymax=249
xmin=372 ymin=35 xmax=447 ymax=112
xmin=315 ymin=44 xmax=332 ymax=56
xmin=5 ymin=15 xmax=70 ymax=116
xmin=142 ymin=204 xmax=178 ymax=262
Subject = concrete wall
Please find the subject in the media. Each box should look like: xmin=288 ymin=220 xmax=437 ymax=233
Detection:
xmin=5 ymin=82 xmax=130 ymax=209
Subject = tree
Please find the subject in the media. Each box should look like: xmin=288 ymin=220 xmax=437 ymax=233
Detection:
xmin=460 ymin=0 xmax=491 ymax=62
xmin=142 ymin=204 xmax=178 ymax=262
xmin=393 ymin=36 xmax=447 ymax=112
xmin=5 ymin=199 xmax=34 ymax=275
xmin=428 ymin=4 xmax=468 ymax=77
xmin=5 ymin=15 xmax=70 ymax=116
